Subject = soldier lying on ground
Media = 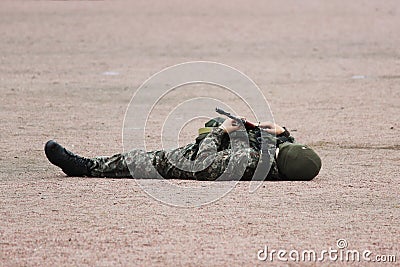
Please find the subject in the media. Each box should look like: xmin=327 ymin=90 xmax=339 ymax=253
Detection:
xmin=44 ymin=118 xmax=322 ymax=181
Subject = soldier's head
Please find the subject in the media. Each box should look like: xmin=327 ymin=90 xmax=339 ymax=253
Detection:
xmin=276 ymin=143 xmax=322 ymax=181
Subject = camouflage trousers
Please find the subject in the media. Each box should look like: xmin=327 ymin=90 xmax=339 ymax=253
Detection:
xmin=89 ymin=146 xmax=263 ymax=181
xmin=91 ymin=149 xmax=280 ymax=181
xmin=90 ymin=149 xmax=161 ymax=179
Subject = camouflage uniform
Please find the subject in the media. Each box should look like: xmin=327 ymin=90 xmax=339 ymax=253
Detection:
xmin=90 ymin=119 xmax=294 ymax=181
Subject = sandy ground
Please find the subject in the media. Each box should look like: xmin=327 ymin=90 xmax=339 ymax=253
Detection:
xmin=0 ymin=0 xmax=399 ymax=266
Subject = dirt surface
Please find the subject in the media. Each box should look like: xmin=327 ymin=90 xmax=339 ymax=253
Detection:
xmin=0 ymin=1 xmax=399 ymax=266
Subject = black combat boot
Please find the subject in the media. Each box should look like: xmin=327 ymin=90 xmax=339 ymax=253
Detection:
xmin=44 ymin=140 xmax=94 ymax=177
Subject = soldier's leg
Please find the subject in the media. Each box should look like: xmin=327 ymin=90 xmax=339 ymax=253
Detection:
xmin=45 ymin=140 xmax=162 ymax=178
xmin=90 ymin=150 xmax=162 ymax=179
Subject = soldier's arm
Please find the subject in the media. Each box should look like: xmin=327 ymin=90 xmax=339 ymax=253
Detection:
xmin=193 ymin=120 xmax=253 ymax=181
xmin=195 ymin=127 xmax=226 ymax=161
xmin=256 ymin=121 xmax=295 ymax=144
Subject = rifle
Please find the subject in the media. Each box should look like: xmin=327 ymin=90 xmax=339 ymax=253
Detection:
xmin=215 ymin=107 xmax=258 ymax=130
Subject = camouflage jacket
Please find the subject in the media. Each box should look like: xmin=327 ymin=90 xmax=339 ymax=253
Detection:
xmin=153 ymin=118 xmax=294 ymax=181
